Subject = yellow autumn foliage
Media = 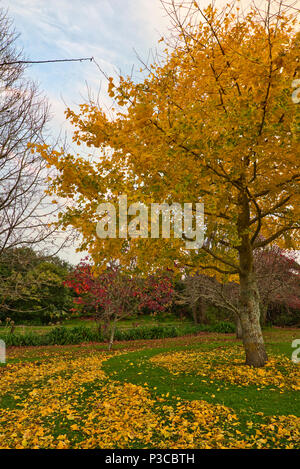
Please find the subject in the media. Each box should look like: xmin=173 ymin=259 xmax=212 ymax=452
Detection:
xmin=0 ymin=344 xmax=299 ymax=449
xmin=150 ymin=346 xmax=300 ymax=391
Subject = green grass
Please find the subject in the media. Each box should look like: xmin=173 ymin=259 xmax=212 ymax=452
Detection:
xmin=0 ymin=327 xmax=299 ymax=449
xmin=102 ymin=329 xmax=299 ymax=442
xmin=0 ymin=320 xmax=235 ymax=346
xmin=103 ymin=340 xmax=300 ymax=418
xmin=0 ymin=314 xmax=193 ymax=336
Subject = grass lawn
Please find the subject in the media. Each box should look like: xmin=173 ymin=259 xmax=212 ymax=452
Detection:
xmin=0 ymin=328 xmax=299 ymax=449
xmin=0 ymin=314 xmax=193 ymax=336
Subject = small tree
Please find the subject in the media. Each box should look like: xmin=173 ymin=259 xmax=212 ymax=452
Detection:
xmin=0 ymin=247 xmax=73 ymax=323
xmin=175 ymin=275 xmax=208 ymax=325
xmin=65 ymin=262 xmax=174 ymax=349
xmin=178 ymin=245 xmax=300 ymax=337
xmin=254 ymin=246 xmax=300 ymax=324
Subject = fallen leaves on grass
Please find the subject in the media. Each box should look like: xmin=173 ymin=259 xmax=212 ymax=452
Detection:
xmin=150 ymin=346 xmax=300 ymax=391
xmin=0 ymin=346 xmax=299 ymax=449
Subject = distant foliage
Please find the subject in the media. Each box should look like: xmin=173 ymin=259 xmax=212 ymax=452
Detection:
xmin=65 ymin=262 xmax=174 ymax=348
xmin=0 ymin=247 xmax=73 ymax=324
xmin=65 ymin=262 xmax=174 ymax=317
xmin=1 ymin=322 xmax=235 ymax=347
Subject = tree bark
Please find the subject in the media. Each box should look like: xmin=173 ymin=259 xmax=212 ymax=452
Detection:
xmin=239 ymin=271 xmax=268 ymax=367
xmin=192 ymin=296 xmax=206 ymax=324
xmin=108 ymin=321 xmax=117 ymax=351
xmin=237 ymin=190 xmax=268 ymax=367
xmin=192 ymin=302 xmax=199 ymax=324
xmin=235 ymin=315 xmax=243 ymax=339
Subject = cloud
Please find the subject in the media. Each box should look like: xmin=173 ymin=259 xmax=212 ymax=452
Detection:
xmin=0 ymin=0 xmax=230 ymax=263
xmin=1 ymin=0 xmax=172 ymax=127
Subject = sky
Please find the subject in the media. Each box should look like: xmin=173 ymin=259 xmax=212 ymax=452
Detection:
xmin=0 ymin=0 xmax=176 ymax=263
xmin=3 ymin=0 xmax=296 ymax=264
xmin=1 ymin=0 xmax=173 ymax=133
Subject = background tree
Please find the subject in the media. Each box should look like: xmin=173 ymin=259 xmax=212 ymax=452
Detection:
xmin=39 ymin=1 xmax=300 ymax=366
xmin=0 ymin=8 xmax=66 ymax=257
xmin=175 ymin=275 xmax=208 ymax=325
xmin=0 ymin=8 xmax=74 ymax=321
xmin=254 ymin=246 xmax=300 ymax=325
xmin=0 ymin=247 xmax=73 ymax=324
xmin=177 ymin=246 xmax=300 ymax=337
xmin=65 ymin=261 xmax=174 ymax=349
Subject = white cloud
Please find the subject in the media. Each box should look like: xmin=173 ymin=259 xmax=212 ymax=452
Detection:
xmin=0 ymin=0 xmax=261 ymax=264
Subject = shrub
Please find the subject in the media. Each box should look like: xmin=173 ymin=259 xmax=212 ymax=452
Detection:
xmin=210 ymin=321 xmax=236 ymax=333
xmin=0 ymin=321 xmax=235 ymax=347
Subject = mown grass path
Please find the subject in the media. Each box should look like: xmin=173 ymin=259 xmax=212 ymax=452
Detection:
xmin=0 ymin=330 xmax=299 ymax=449
xmin=103 ymin=341 xmax=300 ymax=419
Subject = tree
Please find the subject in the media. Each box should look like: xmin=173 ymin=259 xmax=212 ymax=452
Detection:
xmin=65 ymin=262 xmax=174 ymax=349
xmin=254 ymin=245 xmax=300 ymax=324
xmin=38 ymin=1 xmax=300 ymax=366
xmin=0 ymin=8 xmax=63 ymax=257
xmin=175 ymin=275 xmax=208 ymax=325
xmin=177 ymin=246 xmax=300 ymax=337
xmin=0 ymin=8 xmax=71 ymax=313
xmin=0 ymin=247 xmax=73 ymax=323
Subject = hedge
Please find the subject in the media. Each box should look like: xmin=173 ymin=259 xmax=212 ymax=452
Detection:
xmin=0 ymin=321 xmax=235 ymax=347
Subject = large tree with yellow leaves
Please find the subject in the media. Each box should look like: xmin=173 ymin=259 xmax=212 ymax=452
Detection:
xmin=38 ymin=0 xmax=300 ymax=367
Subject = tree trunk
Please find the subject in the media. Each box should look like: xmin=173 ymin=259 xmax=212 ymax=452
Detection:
xmin=108 ymin=321 xmax=117 ymax=351
xmin=192 ymin=302 xmax=199 ymax=324
xmin=235 ymin=316 xmax=243 ymax=339
xmin=197 ymin=296 xmax=207 ymax=323
xmin=260 ymin=304 xmax=268 ymax=326
xmin=237 ymin=189 xmax=268 ymax=367
xmin=192 ymin=297 xmax=206 ymax=324
xmin=239 ymin=271 xmax=268 ymax=367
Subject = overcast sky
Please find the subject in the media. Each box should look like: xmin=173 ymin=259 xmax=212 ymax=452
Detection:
xmin=0 ymin=0 xmax=176 ymax=262
xmin=1 ymin=1 xmax=174 ymax=131
xmin=3 ymin=0 xmax=282 ymax=264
